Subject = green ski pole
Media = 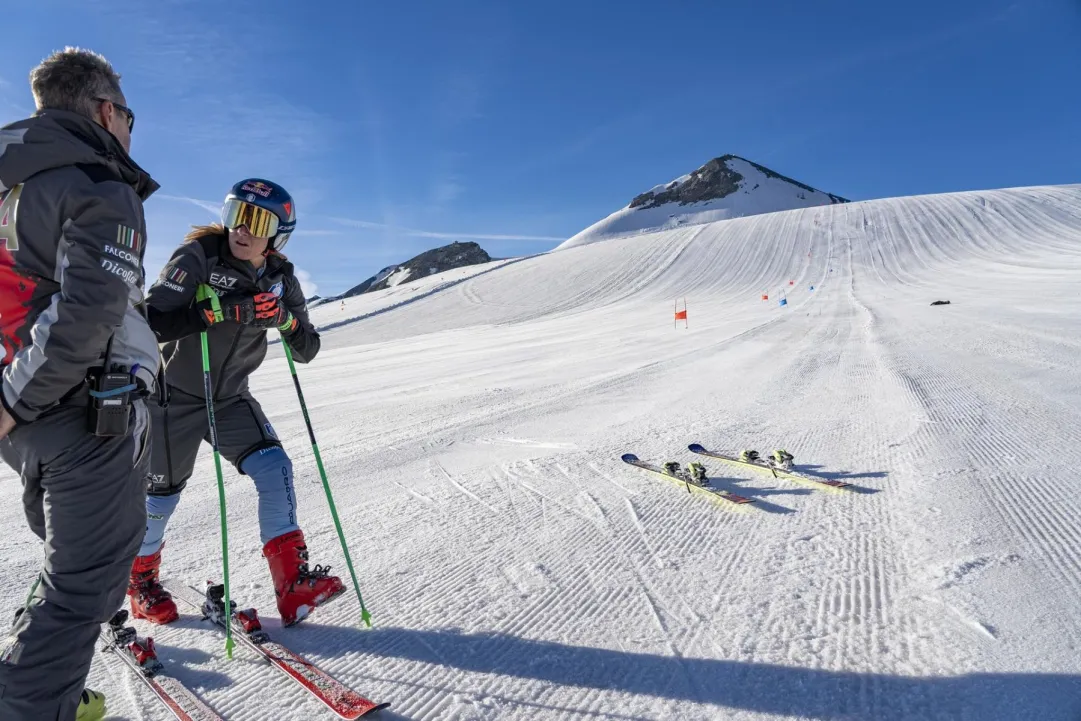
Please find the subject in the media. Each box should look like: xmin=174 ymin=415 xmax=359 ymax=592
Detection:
xmin=197 ymin=285 xmax=234 ymax=658
xmin=281 ymin=338 xmax=372 ymax=627
xmin=20 ymin=576 xmax=41 ymax=616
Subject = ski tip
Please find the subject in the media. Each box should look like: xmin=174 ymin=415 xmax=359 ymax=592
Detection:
xmin=620 ymin=453 xmax=639 ymax=463
xmin=688 ymin=443 xmax=705 ymax=453
xmin=361 ymin=702 xmax=393 ymax=717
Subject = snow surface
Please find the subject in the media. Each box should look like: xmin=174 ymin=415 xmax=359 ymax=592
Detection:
xmin=383 ymin=267 xmax=413 ymax=288
xmin=644 ymin=173 xmax=693 ymax=196
xmin=557 ymin=157 xmax=844 ymax=251
xmin=4 ymin=184 xmax=1081 ymax=720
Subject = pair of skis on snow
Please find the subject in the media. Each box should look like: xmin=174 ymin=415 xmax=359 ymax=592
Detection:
xmin=101 ymin=583 xmax=389 ymax=720
xmin=622 ymin=443 xmax=850 ymax=507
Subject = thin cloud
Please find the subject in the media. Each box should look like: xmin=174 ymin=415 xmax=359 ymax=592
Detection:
xmin=294 ymin=268 xmax=318 ymax=298
xmin=350 ymin=66 xmax=396 ymax=243
xmin=156 ymin=194 xmax=222 ymax=218
xmin=0 ymin=74 xmax=33 ymax=122
xmin=114 ymin=6 xmax=331 ymax=174
xmin=154 ymin=195 xmax=566 ymax=244
xmin=156 ymin=197 xmax=342 ymax=238
xmin=327 ymin=216 xmax=564 ymax=243
xmin=154 ymin=195 xmax=550 ymax=243
xmin=432 ymin=178 xmax=465 ymax=206
xmin=427 ymin=150 xmax=470 ymax=212
xmin=508 ymin=110 xmax=650 ymax=178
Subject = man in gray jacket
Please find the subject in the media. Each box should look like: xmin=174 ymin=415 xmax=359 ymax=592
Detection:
xmin=0 ymin=48 xmax=160 ymax=721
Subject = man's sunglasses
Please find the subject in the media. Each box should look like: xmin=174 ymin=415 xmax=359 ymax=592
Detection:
xmin=98 ymin=98 xmax=134 ymax=132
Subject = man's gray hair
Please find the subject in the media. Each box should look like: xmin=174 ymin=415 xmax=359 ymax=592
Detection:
xmin=29 ymin=47 xmax=124 ymax=118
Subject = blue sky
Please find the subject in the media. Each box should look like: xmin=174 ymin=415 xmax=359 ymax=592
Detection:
xmin=2 ymin=0 xmax=1076 ymax=296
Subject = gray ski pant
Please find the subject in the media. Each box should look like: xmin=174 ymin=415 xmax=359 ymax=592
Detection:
xmin=0 ymin=388 xmax=150 ymax=721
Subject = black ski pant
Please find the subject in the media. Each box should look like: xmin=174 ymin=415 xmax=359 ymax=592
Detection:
xmin=146 ymin=386 xmax=280 ymax=498
xmin=0 ymin=387 xmax=150 ymax=721
xmin=140 ymin=387 xmax=290 ymax=557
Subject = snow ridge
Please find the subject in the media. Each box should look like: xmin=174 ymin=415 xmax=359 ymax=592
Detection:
xmin=557 ymin=155 xmax=847 ymax=250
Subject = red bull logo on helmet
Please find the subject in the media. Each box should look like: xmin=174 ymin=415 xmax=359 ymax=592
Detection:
xmin=240 ymin=181 xmax=273 ymax=198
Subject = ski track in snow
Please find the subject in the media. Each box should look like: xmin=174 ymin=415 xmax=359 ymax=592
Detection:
xmin=3 ymin=185 xmax=1081 ymax=719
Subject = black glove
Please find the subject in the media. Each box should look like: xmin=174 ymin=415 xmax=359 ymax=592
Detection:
xmin=197 ymin=291 xmax=292 ymax=330
xmin=251 ymin=292 xmax=290 ymax=329
xmin=197 ymin=293 xmax=254 ymax=327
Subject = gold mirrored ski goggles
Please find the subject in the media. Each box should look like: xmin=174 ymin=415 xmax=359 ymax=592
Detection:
xmin=222 ymin=198 xmax=280 ymax=239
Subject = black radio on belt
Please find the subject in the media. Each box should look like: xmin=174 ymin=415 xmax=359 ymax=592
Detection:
xmin=86 ymin=337 xmax=137 ymax=437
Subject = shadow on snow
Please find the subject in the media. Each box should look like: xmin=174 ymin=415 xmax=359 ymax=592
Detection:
xmin=287 ymin=624 xmax=1081 ymax=721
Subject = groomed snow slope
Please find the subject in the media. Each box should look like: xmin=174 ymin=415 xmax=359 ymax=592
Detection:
xmin=3 ymin=185 xmax=1081 ymax=720
xmin=556 ymin=156 xmax=845 ymax=250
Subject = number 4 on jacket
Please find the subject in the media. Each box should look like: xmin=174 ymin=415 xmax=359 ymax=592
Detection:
xmin=0 ymin=184 xmax=24 ymax=251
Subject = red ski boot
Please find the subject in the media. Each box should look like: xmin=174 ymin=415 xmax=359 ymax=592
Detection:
xmin=128 ymin=546 xmax=179 ymax=625
xmin=262 ymin=530 xmax=345 ymax=626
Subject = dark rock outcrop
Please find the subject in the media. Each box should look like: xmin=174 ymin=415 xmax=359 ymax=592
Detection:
xmin=629 ymin=154 xmax=849 ymax=210
xmin=333 ymin=241 xmax=492 ymax=300
xmin=365 ymin=241 xmax=491 ymax=294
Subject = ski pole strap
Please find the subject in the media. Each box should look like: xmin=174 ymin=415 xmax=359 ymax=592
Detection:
xmin=278 ymin=312 xmax=297 ymax=334
xmin=196 ymin=284 xmax=224 ymax=324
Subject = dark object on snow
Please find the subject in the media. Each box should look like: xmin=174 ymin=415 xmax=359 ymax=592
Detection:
xmin=930 ymin=300 xmax=951 ymax=306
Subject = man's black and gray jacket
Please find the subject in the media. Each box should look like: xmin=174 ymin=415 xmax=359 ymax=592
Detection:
xmin=0 ymin=109 xmax=160 ymax=424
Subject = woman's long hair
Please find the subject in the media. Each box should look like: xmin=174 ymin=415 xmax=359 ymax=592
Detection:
xmin=184 ymin=222 xmax=226 ymax=243
xmin=183 ymin=222 xmax=287 ymax=259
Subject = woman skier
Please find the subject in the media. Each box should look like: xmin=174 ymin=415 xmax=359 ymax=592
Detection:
xmin=127 ymin=178 xmax=344 ymax=626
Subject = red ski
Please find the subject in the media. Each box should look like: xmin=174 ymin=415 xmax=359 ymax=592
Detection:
xmin=101 ymin=610 xmax=224 ymax=721
xmin=170 ymin=583 xmax=388 ymax=719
